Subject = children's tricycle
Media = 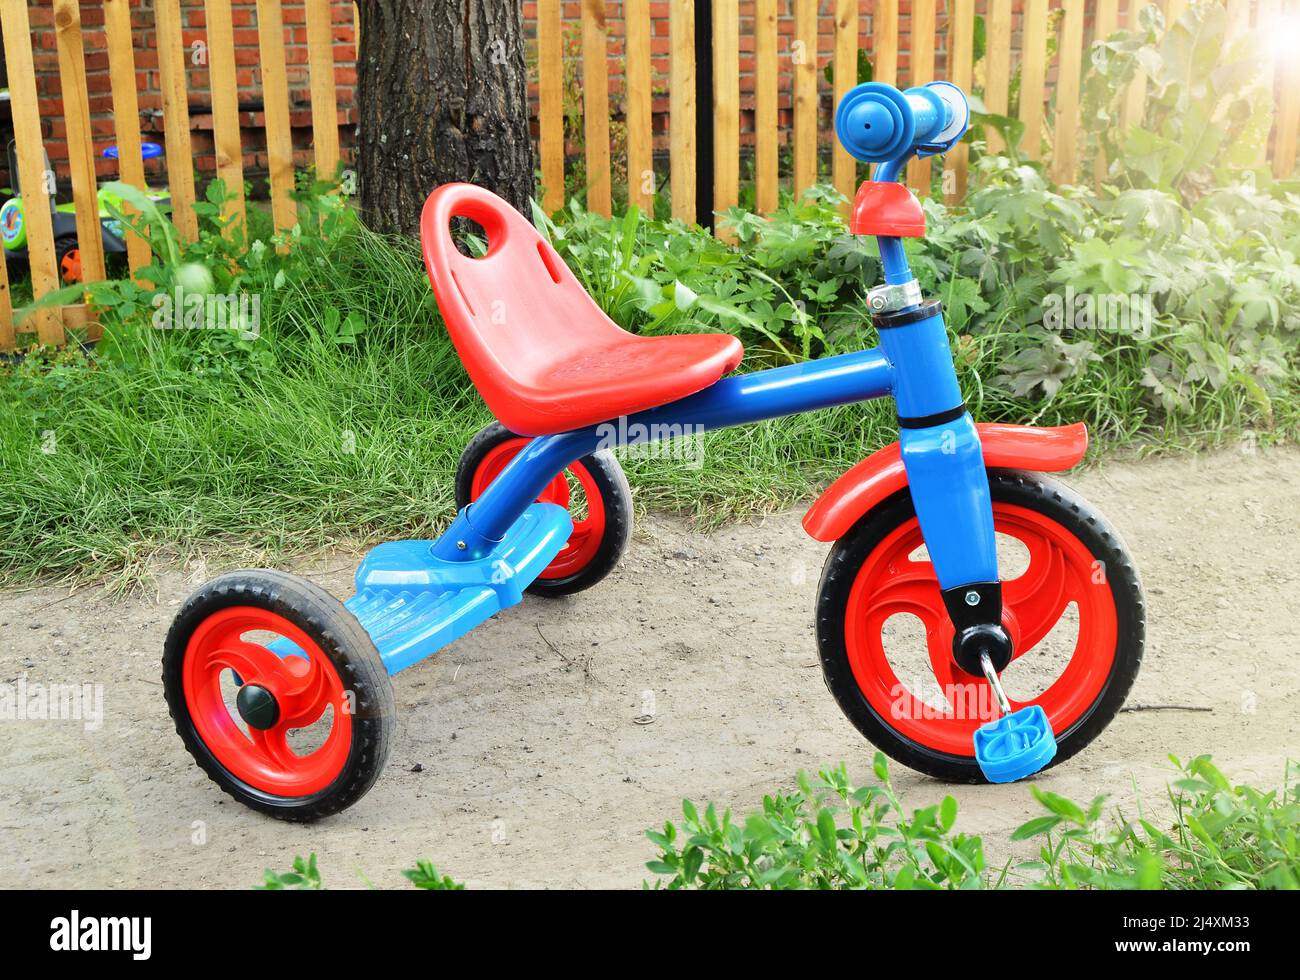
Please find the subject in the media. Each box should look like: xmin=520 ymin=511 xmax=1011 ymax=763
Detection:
xmin=163 ymin=79 xmax=1144 ymax=819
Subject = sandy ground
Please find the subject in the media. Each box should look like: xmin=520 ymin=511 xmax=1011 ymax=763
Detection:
xmin=1 ymin=446 xmax=1298 ymax=889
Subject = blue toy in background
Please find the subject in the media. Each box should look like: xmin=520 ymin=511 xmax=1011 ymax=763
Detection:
xmin=163 ymin=71 xmax=1145 ymax=820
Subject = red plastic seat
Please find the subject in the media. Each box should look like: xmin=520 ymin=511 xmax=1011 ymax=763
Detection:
xmin=420 ymin=183 xmax=744 ymax=437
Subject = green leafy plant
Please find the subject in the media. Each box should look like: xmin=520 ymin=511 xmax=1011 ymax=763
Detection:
xmin=645 ymin=756 xmax=987 ymax=889
xmin=257 ymin=853 xmax=323 ymax=890
xmin=1017 ymin=755 xmax=1300 ymax=889
xmin=1082 ymin=0 xmax=1273 ymax=197
xmin=247 ymin=759 xmax=1296 ymax=890
xmin=646 ymin=756 xmax=1300 ymax=890
xmin=403 ymin=860 xmax=466 ymax=890
xmin=255 ymin=854 xmax=466 ymax=890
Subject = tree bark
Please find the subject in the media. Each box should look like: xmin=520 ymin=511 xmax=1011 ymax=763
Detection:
xmin=355 ymin=0 xmax=535 ymax=235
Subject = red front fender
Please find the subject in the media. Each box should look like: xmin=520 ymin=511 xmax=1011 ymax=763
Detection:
xmin=802 ymin=422 xmax=1089 ymax=542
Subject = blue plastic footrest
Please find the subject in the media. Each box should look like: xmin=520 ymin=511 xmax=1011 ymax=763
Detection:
xmin=973 ymin=704 xmax=1058 ymax=783
xmin=268 ymin=503 xmax=572 ymax=675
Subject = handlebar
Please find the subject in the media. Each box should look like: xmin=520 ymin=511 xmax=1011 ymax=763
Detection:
xmin=834 ymin=81 xmax=970 ymax=166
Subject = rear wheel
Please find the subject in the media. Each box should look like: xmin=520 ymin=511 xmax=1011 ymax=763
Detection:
xmin=163 ymin=570 xmax=394 ymax=820
xmin=455 ymin=421 xmax=633 ymax=597
xmin=816 ymin=469 xmax=1144 ymax=782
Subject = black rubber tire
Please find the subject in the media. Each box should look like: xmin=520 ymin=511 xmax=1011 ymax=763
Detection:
xmin=162 ymin=570 xmax=395 ymax=820
xmin=454 ymin=421 xmax=633 ymax=597
xmin=816 ymin=469 xmax=1145 ymax=783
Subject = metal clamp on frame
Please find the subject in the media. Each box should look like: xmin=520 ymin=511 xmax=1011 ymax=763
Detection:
xmin=867 ymin=278 xmax=922 ymax=315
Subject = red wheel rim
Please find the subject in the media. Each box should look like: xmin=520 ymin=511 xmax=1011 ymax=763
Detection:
xmin=470 ymin=439 xmax=606 ymax=580
xmin=844 ymin=503 xmax=1117 ymax=756
xmin=60 ymin=248 xmax=82 ymax=284
xmin=182 ymin=607 xmax=353 ymax=796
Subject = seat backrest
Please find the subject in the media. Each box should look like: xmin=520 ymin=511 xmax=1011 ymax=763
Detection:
xmin=420 ymin=183 xmax=623 ymax=400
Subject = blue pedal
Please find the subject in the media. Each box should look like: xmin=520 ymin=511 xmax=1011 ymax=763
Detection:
xmin=269 ymin=503 xmax=572 ymax=674
xmin=973 ymin=704 xmax=1057 ymax=783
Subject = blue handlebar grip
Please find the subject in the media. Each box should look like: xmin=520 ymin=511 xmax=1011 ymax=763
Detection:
xmin=834 ymin=80 xmax=971 ymax=165
xmin=834 ymin=83 xmax=913 ymax=163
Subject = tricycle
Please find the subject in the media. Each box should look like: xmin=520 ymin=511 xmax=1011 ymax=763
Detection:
xmin=162 ymin=78 xmax=1144 ymax=819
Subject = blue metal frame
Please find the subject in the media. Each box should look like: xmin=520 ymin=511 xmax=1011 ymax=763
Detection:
xmin=437 ymin=79 xmax=998 ymax=596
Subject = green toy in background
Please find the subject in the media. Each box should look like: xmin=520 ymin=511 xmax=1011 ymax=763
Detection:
xmin=1 ymin=139 xmax=168 ymax=283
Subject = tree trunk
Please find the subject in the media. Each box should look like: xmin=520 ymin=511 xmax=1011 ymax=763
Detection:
xmin=355 ymin=0 xmax=535 ymax=235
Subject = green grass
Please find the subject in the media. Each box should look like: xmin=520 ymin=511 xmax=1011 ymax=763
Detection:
xmin=0 ymin=222 xmax=1295 ymax=586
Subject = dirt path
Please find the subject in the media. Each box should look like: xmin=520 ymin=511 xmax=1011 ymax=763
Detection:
xmin=2 ymin=447 xmax=1298 ymax=889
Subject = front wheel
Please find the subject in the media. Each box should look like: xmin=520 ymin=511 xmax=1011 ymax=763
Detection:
xmin=454 ymin=421 xmax=633 ymax=597
xmin=163 ymin=570 xmax=395 ymax=820
xmin=816 ymin=469 xmax=1145 ymax=783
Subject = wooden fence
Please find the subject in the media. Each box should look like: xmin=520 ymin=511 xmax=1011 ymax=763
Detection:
xmin=2 ymin=0 xmax=1298 ymax=352
xmin=0 ymin=0 xmax=350 ymax=350
xmin=546 ymin=0 xmax=1299 ymax=219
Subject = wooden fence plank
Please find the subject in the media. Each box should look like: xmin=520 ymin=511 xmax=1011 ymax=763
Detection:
xmin=53 ymin=0 xmax=107 ymax=287
xmin=754 ymin=0 xmax=779 ymax=212
xmin=1225 ymin=0 xmax=1249 ymax=37
xmin=625 ymin=0 xmax=653 ymax=213
xmin=1122 ymin=1 xmax=1152 ymax=133
xmin=2 ymin=0 xmax=63 ymax=345
xmin=305 ymin=0 xmax=340 ymax=183
xmin=1092 ymin=0 xmax=1120 ymax=186
xmin=906 ymin=0 xmax=936 ymax=191
xmin=713 ymin=0 xmax=739 ymax=232
xmin=581 ymin=0 xmax=612 ymax=217
xmin=873 ymin=0 xmax=898 ymax=88
xmin=537 ymin=0 xmax=564 ymax=214
xmin=670 ymin=0 xmax=696 ymax=222
xmin=831 ymin=0 xmax=859 ymax=210
xmin=256 ymin=0 xmax=297 ymax=236
xmin=154 ymin=0 xmax=198 ymax=243
xmin=105 ymin=0 xmax=152 ymax=277
xmin=204 ymin=0 xmax=247 ymax=226
xmin=1019 ymin=0 xmax=1049 ymax=160
xmin=1274 ymin=0 xmax=1300 ymax=177
xmin=947 ymin=0 xmax=974 ymax=201
xmin=792 ymin=0 xmax=818 ymax=197
xmin=984 ymin=0 xmax=1012 ymax=153
xmin=1095 ymin=0 xmax=1120 ymax=39
xmin=1051 ymin=0 xmax=1085 ymax=184
xmin=1256 ymin=0 xmax=1281 ymax=168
